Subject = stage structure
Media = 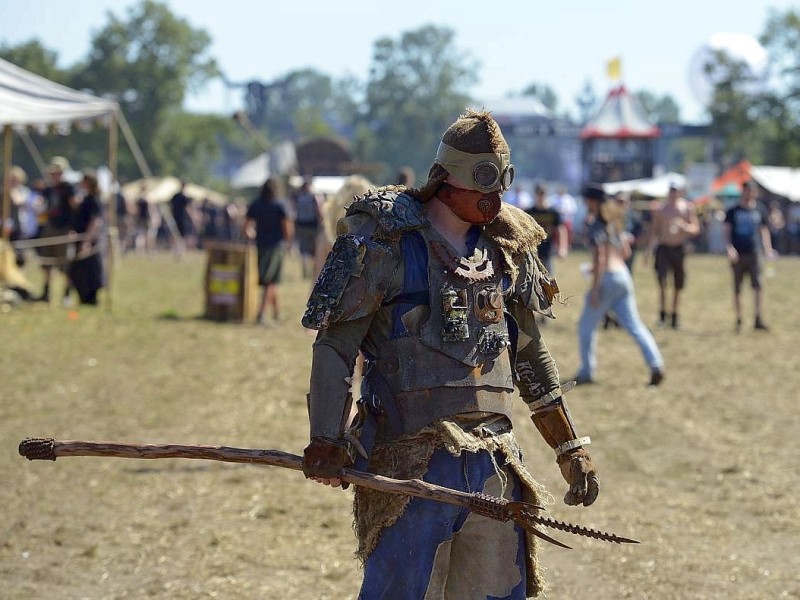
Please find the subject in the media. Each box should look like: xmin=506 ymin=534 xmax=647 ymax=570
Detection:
xmin=581 ymin=84 xmax=661 ymax=184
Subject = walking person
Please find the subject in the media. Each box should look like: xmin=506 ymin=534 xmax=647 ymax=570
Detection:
xmin=244 ymin=178 xmax=293 ymax=326
xmin=291 ymin=178 xmax=321 ymax=279
xmin=525 ymin=183 xmax=568 ymax=274
xmin=575 ymin=184 xmax=665 ymax=387
xmin=66 ymin=170 xmax=105 ymax=305
xmin=645 ymin=184 xmax=700 ymax=329
xmin=301 ymin=110 xmax=599 ymax=598
xmin=36 ymin=156 xmax=76 ymax=303
xmin=724 ymin=181 xmax=776 ymax=332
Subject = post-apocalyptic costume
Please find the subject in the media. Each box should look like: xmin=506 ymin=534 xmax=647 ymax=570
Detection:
xmin=301 ymin=110 xmax=599 ymax=599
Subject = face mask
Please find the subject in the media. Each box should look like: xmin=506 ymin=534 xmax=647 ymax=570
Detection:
xmin=437 ymin=183 xmax=502 ymax=225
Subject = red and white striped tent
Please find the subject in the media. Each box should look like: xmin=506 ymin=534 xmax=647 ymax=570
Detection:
xmin=581 ymin=84 xmax=660 ymax=139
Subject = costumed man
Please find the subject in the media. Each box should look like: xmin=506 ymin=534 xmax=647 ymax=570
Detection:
xmin=301 ymin=109 xmax=599 ymax=599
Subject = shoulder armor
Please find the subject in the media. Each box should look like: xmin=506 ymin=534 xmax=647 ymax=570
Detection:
xmin=511 ymin=251 xmax=559 ymax=317
xmin=345 ymin=190 xmax=427 ymax=238
xmin=302 ymin=233 xmax=400 ymax=330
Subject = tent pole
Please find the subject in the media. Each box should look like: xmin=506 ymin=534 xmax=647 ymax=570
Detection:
xmin=2 ymin=125 xmax=12 ymax=241
xmin=116 ymin=109 xmax=152 ymax=179
xmin=105 ymin=112 xmax=119 ymax=312
xmin=17 ymin=129 xmax=49 ymax=180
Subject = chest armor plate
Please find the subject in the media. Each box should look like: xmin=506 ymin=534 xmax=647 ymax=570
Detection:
xmin=375 ymin=230 xmax=515 ymax=395
xmin=421 ymin=234 xmax=510 ymax=366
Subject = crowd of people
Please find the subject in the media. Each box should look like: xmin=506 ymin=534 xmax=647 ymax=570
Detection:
xmin=2 ymin=117 xmax=790 ymax=598
xmin=4 ymin=156 xmax=106 ymax=305
xmin=114 ymin=181 xmax=250 ymax=255
xmin=293 ymin=110 xmax=790 ymax=597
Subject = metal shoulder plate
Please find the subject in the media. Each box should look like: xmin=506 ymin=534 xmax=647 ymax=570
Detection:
xmin=302 ymin=233 xmax=399 ymax=330
xmin=345 ymin=190 xmax=427 ymax=238
xmin=512 ymin=251 xmax=559 ymax=317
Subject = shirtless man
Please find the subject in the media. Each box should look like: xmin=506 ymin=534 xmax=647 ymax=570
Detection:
xmin=645 ymin=184 xmax=700 ymax=329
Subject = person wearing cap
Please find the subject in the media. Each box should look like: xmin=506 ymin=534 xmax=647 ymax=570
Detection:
xmin=644 ymin=183 xmax=700 ymax=329
xmin=300 ymin=109 xmax=598 ymax=598
xmin=575 ymin=184 xmax=665 ymax=387
xmin=35 ymin=156 xmax=76 ymax=303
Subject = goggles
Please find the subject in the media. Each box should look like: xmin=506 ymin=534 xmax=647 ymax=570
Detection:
xmin=434 ymin=142 xmax=514 ymax=193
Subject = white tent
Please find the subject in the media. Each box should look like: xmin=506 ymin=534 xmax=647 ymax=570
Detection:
xmin=229 ymin=141 xmax=298 ymax=190
xmin=121 ymin=176 xmax=229 ymax=206
xmin=0 ymin=57 xmax=117 ymax=131
xmin=230 ymin=153 xmax=270 ymax=189
xmin=0 ymin=57 xmax=120 ymax=307
xmin=603 ymin=172 xmax=687 ymax=198
xmin=1 ymin=57 xmax=120 ymax=232
xmin=581 ymin=85 xmax=660 ymax=139
xmin=751 ymin=166 xmax=800 ymax=202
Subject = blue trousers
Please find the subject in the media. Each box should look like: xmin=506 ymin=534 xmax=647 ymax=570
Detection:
xmin=577 ymin=269 xmax=664 ymax=379
xmin=359 ymin=447 xmax=528 ymax=600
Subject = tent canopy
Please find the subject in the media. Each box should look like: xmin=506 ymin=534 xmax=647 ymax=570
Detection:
xmin=230 ymin=153 xmax=270 ymax=190
xmin=121 ymin=176 xmax=229 ymax=206
xmin=0 ymin=57 xmax=117 ymax=130
xmin=697 ymin=160 xmax=800 ymax=203
xmin=751 ymin=166 xmax=800 ymax=202
xmin=603 ymin=172 xmax=687 ymax=198
xmin=581 ymin=84 xmax=660 ymax=139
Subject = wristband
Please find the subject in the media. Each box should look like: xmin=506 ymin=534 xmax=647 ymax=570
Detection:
xmin=554 ymin=436 xmax=591 ymax=457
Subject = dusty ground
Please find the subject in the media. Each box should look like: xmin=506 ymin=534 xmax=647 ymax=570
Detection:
xmin=2 ymin=250 xmax=799 ymax=599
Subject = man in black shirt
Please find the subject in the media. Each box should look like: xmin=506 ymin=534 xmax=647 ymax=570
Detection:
xmin=724 ymin=181 xmax=776 ymax=332
xmin=525 ymin=184 xmax=568 ymax=274
xmin=244 ymin=178 xmax=294 ymax=325
xmin=36 ymin=156 xmax=75 ymax=303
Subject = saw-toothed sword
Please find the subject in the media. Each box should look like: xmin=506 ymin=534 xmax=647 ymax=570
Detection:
xmin=18 ymin=437 xmax=639 ymax=549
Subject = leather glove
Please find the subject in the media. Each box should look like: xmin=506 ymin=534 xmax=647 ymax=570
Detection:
xmin=302 ymin=436 xmax=354 ymax=480
xmin=557 ymin=448 xmax=599 ymax=507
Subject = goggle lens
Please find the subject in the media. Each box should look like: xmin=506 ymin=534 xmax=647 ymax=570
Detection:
xmin=473 ymin=161 xmax=515 ymax=191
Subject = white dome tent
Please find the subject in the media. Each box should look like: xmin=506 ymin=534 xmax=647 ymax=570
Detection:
xmin=0 ymin=57 xmax=121 ymax=307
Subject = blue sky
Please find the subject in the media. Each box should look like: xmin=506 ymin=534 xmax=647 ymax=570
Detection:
xmin=0 ymin=1 xmax=795 ymax=123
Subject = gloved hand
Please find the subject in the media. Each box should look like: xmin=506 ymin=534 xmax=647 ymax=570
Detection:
xmin=302 ymin=436 xmax=354 ymax=482
xmin=557 ymin=448 xmax=599 ymax=507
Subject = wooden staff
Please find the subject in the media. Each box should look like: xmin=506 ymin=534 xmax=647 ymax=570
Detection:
xmin=18 ymin=437 xmax=638 ymax=547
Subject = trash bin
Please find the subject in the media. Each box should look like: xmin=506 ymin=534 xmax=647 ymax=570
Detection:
xmin=204 ymin=241 xmax=259 ymax=322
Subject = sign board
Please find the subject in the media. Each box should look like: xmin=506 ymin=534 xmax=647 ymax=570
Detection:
xmin=208 ymin=265 xmax=241 ymax=306
xmin=686 ymin=163 xmax=718 ymax=200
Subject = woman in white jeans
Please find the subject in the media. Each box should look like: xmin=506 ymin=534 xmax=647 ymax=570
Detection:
xmin=575 ymin=184 xmax=665 ymax=386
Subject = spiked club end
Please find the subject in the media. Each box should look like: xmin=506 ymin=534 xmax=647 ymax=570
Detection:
xmin=19 ymin=438 xmax=57 ymax=461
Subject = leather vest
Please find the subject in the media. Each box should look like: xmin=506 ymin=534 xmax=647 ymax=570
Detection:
xmin=371 ymin=228 xmax=515 ymax=433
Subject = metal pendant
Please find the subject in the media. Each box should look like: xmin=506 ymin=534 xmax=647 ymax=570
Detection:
xmin=474 ymin=283 xmax=504 ymax=323
xmin=441 ymin=284 xmax=470 ymax=342
xmin=477 ymin=329 xmax=510 ymax=354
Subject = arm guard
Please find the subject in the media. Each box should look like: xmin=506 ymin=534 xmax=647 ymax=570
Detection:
xmin=507 ymin=300 xmax=561 ymax=406
xmin=308 ymin=316 xmax=374 ymax=439
xmin=302 ymin=231 xmax=400 ymax=331
xmin=510 ymin=250 xmax=559 ymax=318
xmin=506 ymin=259 xmax=588 ymax=454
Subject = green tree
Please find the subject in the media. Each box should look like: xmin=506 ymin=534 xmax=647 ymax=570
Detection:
xmin=635 ymin=90 xmax=681 ymax=123
xmin=521 ymin=82 xmax=559 ymax=112
xmin=364 ymin=25 xmax=478 ymax=180
xmin=706 ymin=51 xmax=770 ymax=165
xmin=0 ymin=41 xmax=86 ymax=182
xmin=574 ymin=79 xmax=598 ymax=125
xmin=152 ymin=112 xmax=237 ymax=189
xmin=759 ymin=8 xmax=800 ymax=165
xmin=0 ymin=40 xmax=67 ymax=84
xmin=69 ymin=0 xmax=219 ymax=179
xmin=247 ymin=68 xmax=358 ymax=141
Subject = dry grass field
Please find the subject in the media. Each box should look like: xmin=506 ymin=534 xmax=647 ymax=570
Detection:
xmin=2 ymin=248 xmax=799 ymax=600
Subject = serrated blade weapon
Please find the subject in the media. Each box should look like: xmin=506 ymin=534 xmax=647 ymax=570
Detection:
xmin=19 ymin=437 xmax=638 ymax=548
